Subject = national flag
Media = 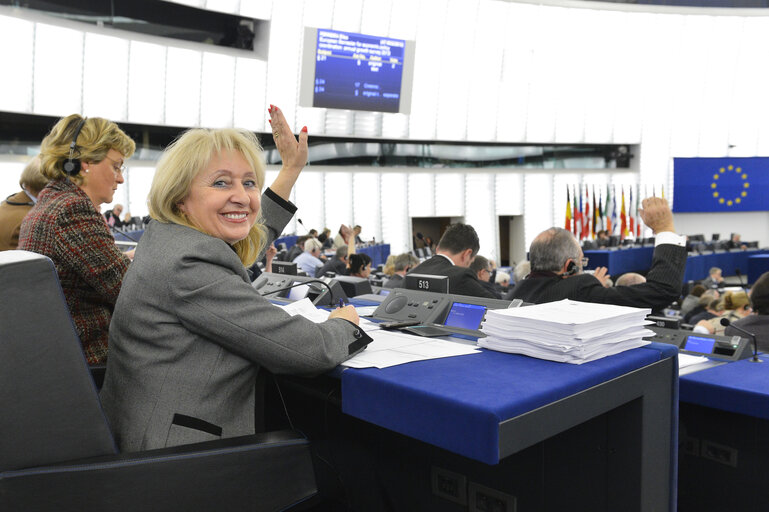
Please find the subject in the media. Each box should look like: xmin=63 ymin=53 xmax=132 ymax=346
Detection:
xmin=580 ymin=185 xmax=593 ymax=240
xmin=605 ymin=185 xmax=613 ymax=234
xmin=597 ymin=189 xmax=604 ymax=233
xmin=611 ymin=185 xmax=618 ymax=236
xmin=565 ymin=186 xmax=572 ymax=231
xmin=636 ymin=184 xmax=642 ymax=238
xmin=591 ymin=185 xmax=597 ymax=239
xmin=628 ymin=186 xmax=635 ymax=238
xmin=620 ymin=188 xmax=627 ymax=239
xmin=572 ymin=185 xmax=579 ymax=237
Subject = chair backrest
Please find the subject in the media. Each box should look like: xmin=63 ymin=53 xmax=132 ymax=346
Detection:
xmin=0 ymin=251 xmax=116 ymax=472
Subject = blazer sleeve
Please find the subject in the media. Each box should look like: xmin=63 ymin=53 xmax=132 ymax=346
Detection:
xmin=173 ymin=247 xmax=370 ymax=375
xmin=575 ymin=244 xmax=687 ymax=309
xmin=260 ymin=187 xmax=296 ymax=246
xmin=55 ymin=199 xmax=130 ymax=304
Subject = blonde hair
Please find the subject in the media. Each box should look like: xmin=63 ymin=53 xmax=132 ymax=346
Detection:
xmin=19 ymin=155 xmax=48 ymax=195
xmin=39 ymin=114 xmax=135 ymax=185
xmin=148 ymin=128 xmax=267 ymax=266
xmin=720 ymin=290 xmax=750 ymax=311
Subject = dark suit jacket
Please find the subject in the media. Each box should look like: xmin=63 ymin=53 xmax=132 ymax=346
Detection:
xmin=407 ymin=255 xmax=497 ymax=299
xmin=317 ymin=257 xmax=347 ymax=277
xmin=511 ymin=244 xmax=687 ymax=310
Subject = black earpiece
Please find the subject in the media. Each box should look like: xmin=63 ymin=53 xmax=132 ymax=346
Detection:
xmin=562 ymin=260 xmax=577 ymax=277
xmin=63 ymin=117 xmax=87 ymax=176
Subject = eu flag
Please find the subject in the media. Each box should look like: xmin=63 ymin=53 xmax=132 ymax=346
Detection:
xmin=673 ymin=157 xmax=769 ymax=213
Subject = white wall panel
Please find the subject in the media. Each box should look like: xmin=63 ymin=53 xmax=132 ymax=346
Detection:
xmin=380 ymin=172 xmax=410 ymax=254
xmin=0 ymin=16 xmax=34 ymax=113
xmin=83 ymin=33 xmax=129 ymax=121
xmin=523 ymin=174 xmax=554 ymax=250
xmin=466 ymin=0 xmax=505 ymax=142
xmin=408 ymin=173 xmax=434 ymax=218
xmin=465 ymin=173 xmax=497 ymax=261
xmin=324 ymin=172 xmax=353 ymax=232
xmin=34 ymin=24 xmax=83 ymax=115
xmin=293 ymin=171 xmax=325 ymax=235
xmin=165 ymin=47 xmax=202 ymax=127
xmin=200 ymin=52 xmax=236 ymax=128
xmin=128 ymin=41 xmax=167 ymax=125
xmin=266 ymin=1 xmax=304 ymax=128
xmin=123 ymin=166 xmax=154 ymax=219
xmin=233 ymin=57 xmax=267 ymax=131
xmin=206 ymin=0 xmax=240 ymax=15
xmin=0 ymin=162 xmax=27 ymax=200
xmin=434 ymin=173 xmax=464 ymax=217
xmin=495 ymin=173 xmax=524 ymax=216
xmin=331 ymin=0 xmax=363 ymax=32
xmin=435 ymin=0 xmax=476 ymax=141
xmin=353 ymin=172 xmax=381 ymax=242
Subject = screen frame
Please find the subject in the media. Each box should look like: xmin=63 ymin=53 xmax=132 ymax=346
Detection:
xmin=443 ymin=302 xmax=487 ymax=330
xmin=299 ymin=27 xmax=415 ymax=115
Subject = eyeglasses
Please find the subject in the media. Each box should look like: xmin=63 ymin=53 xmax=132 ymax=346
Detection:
xmin=103 ymin=155 xmax=126 ymax=175
xmin=580 ymin=257 xmax=589 ymax=267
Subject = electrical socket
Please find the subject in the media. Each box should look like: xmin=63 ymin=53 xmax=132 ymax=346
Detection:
xmin=431 ymin=466 xmax=467 ymax=505
xmin=681 ymin=435 xmax=700 ymax=457
xmin=701 ymin=440 xmax=738 ymax=467
xmin=468 ymin=482 xmax=516 ymax=512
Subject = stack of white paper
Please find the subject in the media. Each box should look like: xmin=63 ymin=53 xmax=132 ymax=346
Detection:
xmin=479 ymin=299 xmax=654 ymax=364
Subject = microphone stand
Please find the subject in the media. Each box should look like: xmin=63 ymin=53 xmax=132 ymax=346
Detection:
xmin=261 ymin=279 xmax=336 ymax=306
xmin=721 ymin=317 xmax=761 ymax=363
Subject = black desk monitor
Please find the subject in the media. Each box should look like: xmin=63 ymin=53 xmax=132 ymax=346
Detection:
xmin=644 ymin=325 xmax=751 ymax=361
xmin=333 ymin=275 xmax=373 ymax=298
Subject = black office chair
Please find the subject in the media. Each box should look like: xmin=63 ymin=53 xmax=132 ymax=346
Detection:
xmin=0 ymin=251 xmax=318 ymax=512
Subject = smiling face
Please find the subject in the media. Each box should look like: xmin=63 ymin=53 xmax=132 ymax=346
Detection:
xmin=178 ymin=150 xmax=261 ymax=245
xmin=80 ymin=149 xmax=125 ymax=207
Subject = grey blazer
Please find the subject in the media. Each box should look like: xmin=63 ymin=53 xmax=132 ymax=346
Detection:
xmin=100 ymin=190 xmax=369 ymax=452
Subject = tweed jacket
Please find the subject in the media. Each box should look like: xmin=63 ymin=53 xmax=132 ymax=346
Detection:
xmin=0 ymin=191 xmax=34 ymax=251
xmin=18 ymin=179 xmax=130 ymax=364
xmin=407 ymin=255 xmax=498 ymax=299
xmin=100 ymin=189 xmax=370 ymax=452
xmin=511 ymin=243 xmax=687 ymax=310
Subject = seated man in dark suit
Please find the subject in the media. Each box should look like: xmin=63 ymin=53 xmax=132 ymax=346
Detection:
xmin=384 ymin=253 xmax=419 ymax=289
xmin=469 ymin=255 xmax=501 ymax=298
xmin=511 ymin=197 xmax=686 ymax=310
xmin=317 ymin=245 xmax=349 ymax=277
xmin=407 ymin=223 xmax=497 ymax=299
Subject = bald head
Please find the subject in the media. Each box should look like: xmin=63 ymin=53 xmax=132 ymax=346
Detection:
xmin=529 ymin=227 xmax=581 ymax=273
xmin=615 ymin=272 xmax=646 ymax=287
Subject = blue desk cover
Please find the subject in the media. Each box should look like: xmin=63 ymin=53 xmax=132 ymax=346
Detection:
xmin=358 ymin=244 xmax=391 ymax=267
xmin=748 ymin=254 xmax=769 ymax=285
xmin=680 ymin=355 xmax=769 ymax=420
xmin=585 ymin=247 xmax=767 ymax=282
xmin=584 ymin=247 xmax=654 ymax=275
xmin=275 ymin=235 xmax=299 ymax=250
xmin=341 ymin=343 xmax=678 ymax=465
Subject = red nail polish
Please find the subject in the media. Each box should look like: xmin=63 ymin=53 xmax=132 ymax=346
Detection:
xmin=268 ymin=119 xmax=271 ymax=124
xmin=301 ymin=126 xmax=308 ymax=132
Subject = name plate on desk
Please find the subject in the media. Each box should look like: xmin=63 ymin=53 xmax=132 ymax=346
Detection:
xmin=404 ymin=273 xmax=449 ymax=293
xmin=273 ymin=261 xmax=297 ymax=275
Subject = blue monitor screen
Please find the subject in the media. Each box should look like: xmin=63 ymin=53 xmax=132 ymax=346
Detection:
xmin=443 ymin=302 xmax=487 ymax=330
xmin=379 ymin=289 xmax=391 ymax=296
xmin=313 ymin=29 xmax=405 ymax=113
xmin=684 ymin=336 xmax=716 ymax=354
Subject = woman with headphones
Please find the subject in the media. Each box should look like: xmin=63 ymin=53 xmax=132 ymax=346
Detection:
xmin=18 ymin=114 xmax=136 ymax=366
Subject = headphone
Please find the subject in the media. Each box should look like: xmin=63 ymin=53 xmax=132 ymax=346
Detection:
xmin=561 ymin=260 xmax=578 ymax=277
xmin=63 ymin=117 xmax=87 ymax=176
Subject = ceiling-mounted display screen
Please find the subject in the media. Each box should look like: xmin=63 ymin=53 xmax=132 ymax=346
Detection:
xmin=300 ymin=27 xmax=414 ymax=114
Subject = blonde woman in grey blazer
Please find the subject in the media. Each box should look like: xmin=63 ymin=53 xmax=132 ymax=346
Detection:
xmin=100 ymin=106 xmax=370 ymax=452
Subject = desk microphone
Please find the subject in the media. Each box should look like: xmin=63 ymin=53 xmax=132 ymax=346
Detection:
xmin=735 ymin=268 xmax=747 ymax=291
xmin=261 ymin=278 xmax=336 ymax=306
xmin=297 ymin=218 xmax=307 ymax=231
xmin=111 ymin=227 xmax=141 ymax=243
xmin=720 ymin=317 xmax=761 ymax=363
